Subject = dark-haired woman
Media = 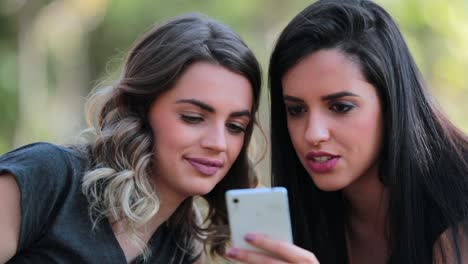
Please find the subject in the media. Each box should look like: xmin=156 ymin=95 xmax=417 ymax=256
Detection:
xmin=227 ymin=0 xmax=468 ymax=263
xmin=0 ymin=13 xmax=261 ymax=263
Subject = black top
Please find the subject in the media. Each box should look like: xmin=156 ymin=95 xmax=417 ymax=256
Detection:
xmin=0 ymin=143 xmax=201 ymax=264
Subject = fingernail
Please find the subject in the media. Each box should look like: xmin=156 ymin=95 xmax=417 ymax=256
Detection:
xmin=245 ymin=233 xmax=255 ymax=242
xmin=227 ymin=248 xmax=238 ymax=258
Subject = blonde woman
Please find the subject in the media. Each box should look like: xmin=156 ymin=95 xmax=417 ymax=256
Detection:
xmin=0 ymin=13 xmax=261 ymax=263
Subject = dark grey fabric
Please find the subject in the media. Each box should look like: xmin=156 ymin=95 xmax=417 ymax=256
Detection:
xmin=0 ymin=143 xmax=200 ymax=264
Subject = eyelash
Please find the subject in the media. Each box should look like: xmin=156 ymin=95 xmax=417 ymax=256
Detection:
xmin=285 ymin=102 xmax=356 ymax=117
xmin=181 ymin=114 xmax=203 ymax=124
xmin=180 ymin=114 xmax=246 ymax=135
xmin=285 ymin=105 xmax=307 ymax=117
xmin=227 ymin=123 xmax=246 ymax=134
xmin=329 ymin=102 xmax=355 ymax=113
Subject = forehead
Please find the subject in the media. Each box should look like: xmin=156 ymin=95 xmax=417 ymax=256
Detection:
xmin=282 ymin=49 xmax=370 ymax=95
xmin=157 ymin=62 xmax=253 ymax=111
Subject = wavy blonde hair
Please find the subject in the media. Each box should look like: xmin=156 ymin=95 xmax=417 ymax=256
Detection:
xmin=80 ymin=13 xmax=262 ymax=259
xmin=81 ymin=85 xmax=157 ymax=254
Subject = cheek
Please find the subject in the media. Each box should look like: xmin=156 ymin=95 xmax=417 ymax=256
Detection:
xmin=361 ymin=108 xmax=382 ymax=141
xmin=227 ymin=136 xmax=245 ymax=163
xmin=344 ymin=108 xmax=383 ymax=153
xmin=286 ymin=120 xmax=305 ymax=151
xmin=152 ymin=116 xmax=197 ymax=150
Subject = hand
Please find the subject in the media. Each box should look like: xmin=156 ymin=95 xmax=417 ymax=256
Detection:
xmin=226 ymin=233 xmax=319 ymax=264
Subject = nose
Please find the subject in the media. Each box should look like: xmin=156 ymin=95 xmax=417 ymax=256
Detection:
xmin=201 ymin=123 xmax=227 ymax=152
xmin=304 ymin=112 xmax=330 ymax=146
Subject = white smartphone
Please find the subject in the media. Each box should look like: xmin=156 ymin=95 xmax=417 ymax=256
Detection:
xmin=225 ymin=187 xmax=293 ymax=254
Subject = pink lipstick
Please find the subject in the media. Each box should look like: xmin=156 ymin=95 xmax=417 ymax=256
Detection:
xmin=305 ymin=151 xmax=340 ymax=173
xmin=185 ymin=157 xmax=223 ymax=176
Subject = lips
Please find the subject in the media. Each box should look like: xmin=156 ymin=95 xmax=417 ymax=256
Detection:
xmin=185 ymin=157 xmax=223 ymax=176
xmin=305 ymin=151 xmax=340 ymax=173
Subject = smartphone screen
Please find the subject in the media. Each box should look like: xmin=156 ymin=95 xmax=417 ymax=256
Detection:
xmin=225 ymin=187 xmax=293 ymax=254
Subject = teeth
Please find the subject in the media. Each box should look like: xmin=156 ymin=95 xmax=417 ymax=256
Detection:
xmin=313 ymin=156 xmax=332 ymax=163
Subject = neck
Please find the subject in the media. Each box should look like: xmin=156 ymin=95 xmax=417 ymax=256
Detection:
xmin=113 ymin=176 xmax=187 ymax=237
xmin=153 ymin=183 xmax=187 ymax=226
xmin=111 ymin=176 xmax=188 ymax=263
xmin=342 ymin=165 xmax=387 ymax=230
xmin=343 ymin=165 xmax=389 ymax=263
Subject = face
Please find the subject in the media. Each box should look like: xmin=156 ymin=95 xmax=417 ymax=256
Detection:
xmin=148 ymin=62 xmax=253 ymax=200
xmin=282 ymin=49 xmax=383 ymax=192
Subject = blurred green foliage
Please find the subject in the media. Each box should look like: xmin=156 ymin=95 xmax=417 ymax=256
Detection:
xmin=0 ymin=0 xmax=467 ymax=183
xmin=0 ymin=2 xmax=467 ymax=262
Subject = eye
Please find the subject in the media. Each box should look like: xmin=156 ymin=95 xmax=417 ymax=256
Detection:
xmin=226 ymin=122 xmax=246 ymax=135
xmin=285 ymin=104 xmax=307 ymax=117
xmin=329 ymin=102 xmax=355 ymax=113
xmin=180 ymin=114 xmax=203 ymax=124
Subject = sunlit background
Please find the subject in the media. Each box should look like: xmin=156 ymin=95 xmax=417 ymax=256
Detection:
xmin=1 ymin=0 xmax=468 ymax=186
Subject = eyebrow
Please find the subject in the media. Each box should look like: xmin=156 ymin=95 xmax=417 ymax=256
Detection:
xmin=176 ymin=99 xmax=214 ymax=112
xmin=283 ymin=91 xmax=359 ymax=102
xmin=175 ymin=99 xmax=252 ymax=118
xmin=321 ymin=91 xmax=359 ymax=101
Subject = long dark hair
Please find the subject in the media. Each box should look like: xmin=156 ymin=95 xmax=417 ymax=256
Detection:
xmin=81 ymin=13 xmax=261 ymax=258
xmin=269 ymin=0 xmax=468 ymax=263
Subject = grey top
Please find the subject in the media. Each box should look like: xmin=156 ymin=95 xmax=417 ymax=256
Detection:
xmin=0 ymin=142 xmax=201 ymax=264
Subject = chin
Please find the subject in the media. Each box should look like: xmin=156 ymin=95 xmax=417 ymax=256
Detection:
xmin=312 ymin=178 xmax=348 ymax=192
xmin=316 ymin=185 xmax=343 ymax=192
xmin=191 ymin=189 xmax=212 ymax=196
xmin=185 ymin=183 xmax=217 ymax=196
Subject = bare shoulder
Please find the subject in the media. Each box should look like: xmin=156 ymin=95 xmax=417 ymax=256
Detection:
xmin=433 ymin=223 xmax=468 ymax=263
xmin=0 ymin=173 xmax=21 ymax=262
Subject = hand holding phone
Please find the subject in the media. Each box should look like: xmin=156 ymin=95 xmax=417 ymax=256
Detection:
xmin=225 ymin=187 xmax=293 ymax=254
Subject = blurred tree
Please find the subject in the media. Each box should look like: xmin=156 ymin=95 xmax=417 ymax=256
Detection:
xmin=0 ymin=2 xmax=467 ymax=263
xmin=0 ymin=0 xmax=467 ymax=182
xmin=382 ymin=0 xmax=468 ymax=132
